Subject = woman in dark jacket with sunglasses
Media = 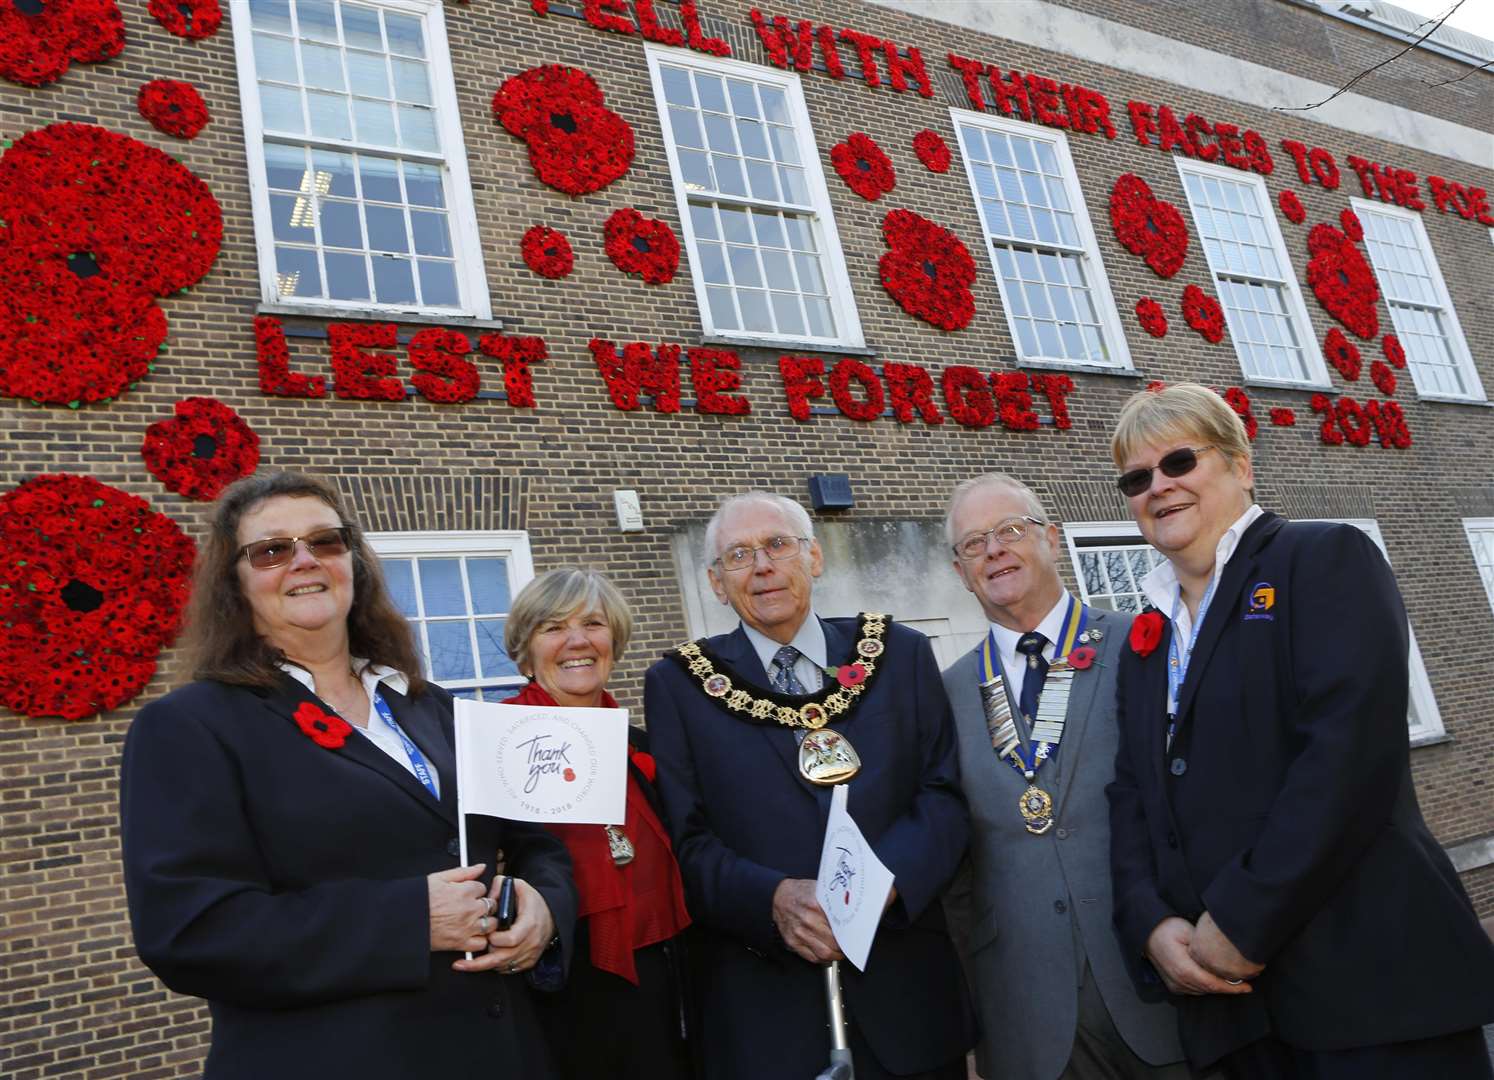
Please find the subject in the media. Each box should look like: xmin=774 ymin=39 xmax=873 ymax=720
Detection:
xmin=119 ymin=470 xmax=576 ymax=1079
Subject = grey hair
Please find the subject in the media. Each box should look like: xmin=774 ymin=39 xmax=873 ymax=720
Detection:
xmin=503 ymin=568 xmax=633 ymax=677
xmin=943 ymin=474 xmax=1049 ymax=546
xmin=703 ymin=491 xmax=815 ymax=565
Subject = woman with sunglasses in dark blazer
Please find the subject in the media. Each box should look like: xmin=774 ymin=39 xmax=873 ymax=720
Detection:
xmin=120 ymin=471 xmax=576 ymax=1079
xmin=1105 ymin=384 xmax=1494 ymax=1079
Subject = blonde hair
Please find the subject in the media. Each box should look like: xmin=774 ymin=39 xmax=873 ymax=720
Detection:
xmin=1111 ymin=383 xmax=1252 ymax=469
xmin=504 ymin=569 xmax=633 ymax=677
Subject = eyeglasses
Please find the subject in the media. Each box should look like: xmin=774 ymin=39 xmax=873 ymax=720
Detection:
xmin=952 ymin=516 xmax=1048 ymax=560
xmin=238 ymin=527 xmax=352 ymax=569
xmin=1116 ymin=446 xmax=1215 ymax=497
xmin=716 ymin=535 xmax=810 ymax=572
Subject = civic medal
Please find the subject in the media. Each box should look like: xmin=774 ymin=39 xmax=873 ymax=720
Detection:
xmin=604 ymin=824 xmax=635 ymax=866
xmin=1019 ymin=785 xmax=1055 ymax=835
xmin=798 ymin=727 xmax=861 ymax=785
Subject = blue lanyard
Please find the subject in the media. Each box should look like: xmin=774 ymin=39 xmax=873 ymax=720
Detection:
xmin=1165 ymin=577 xmax=1218 ymax=751
xmin=371 ymin=687 xmax=440 ymax=800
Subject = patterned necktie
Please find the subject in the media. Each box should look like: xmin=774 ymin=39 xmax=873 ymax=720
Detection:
xmin=1015 ymin=631 xmax=1049 ymax=725
xmin=770 ymin=644 xmax=807 ymax=695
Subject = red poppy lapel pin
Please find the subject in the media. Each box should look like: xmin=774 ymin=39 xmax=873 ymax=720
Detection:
xmin=1067 ymin=645 xmax=1097 ymax=670
xmin=293 ymin=701 xmax=352 ymax=749
xmin=1129 ymin=610 xmax=1166 ymax=658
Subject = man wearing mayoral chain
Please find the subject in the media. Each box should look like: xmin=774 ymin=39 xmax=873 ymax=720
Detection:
xmin=940 ymin=474 xmax=1190 ymax=1080
xmin=646 ymin=491 xmax=975 ymax=1080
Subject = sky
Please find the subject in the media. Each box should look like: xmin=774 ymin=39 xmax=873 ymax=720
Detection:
xmin=1388 ymin=0 xmax=1494 ymax=44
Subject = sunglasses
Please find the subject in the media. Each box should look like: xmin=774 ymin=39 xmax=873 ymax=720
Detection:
xmin=1116 ymin=446 xmax=1215 ymax=497
xmin=238 ymin=526 xmax=352 ymax=569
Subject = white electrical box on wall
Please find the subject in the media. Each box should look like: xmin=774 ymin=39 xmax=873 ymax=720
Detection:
xmin=614 ymin=489 xmax=644 ymax=532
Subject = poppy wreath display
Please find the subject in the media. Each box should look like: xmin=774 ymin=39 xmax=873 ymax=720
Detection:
xmin=141 ymin=397 xmax=260 ymax=501
xmin=0 ymin=124 xmax=224 ymax=406
xmin=912 ymin=129 xmax=951 ymax=173
xmin=830 ymin=132 xmax=895 ymax=201
xmin=1277 ymin=189 xmax=1306 ymax=224
xmin=0 ymin=474 xmax=194 ymax=719
xmin=520 ymin=225 xmax=573 ymax=279
xmin=1181 ymin=284 xmax=1225 ymax=343
xmin=1109 ymin=174 xmax=1188 ymax=278
xmin=1338 ymin=207 xmax=1364 ymax=243
xmin=1129 ymin=609 xmax=1164 ymax=657
xmin=1135 ymin=296 xmax=1168 ymax=337
xmin=1381 ymin=334 xmax=1407 ymax=370
xmin=878 ymin=209 xmax=977 ymax=331
xmin=493 ymin=65 xmax=635 ymax=196
xmin=148 ymin=0 xmax=221 ymax=38
xmin=137 ymin=79 xmax=210 ymax=139
xmin=603 ymin=208 xmax=679 ymax=285
xmin=1305 ymin=221 xmax=1379 ymax=340
xmin=0 ymin=0 xmax=123 ymax=87
xmin=1369 ymin=359 xmax=1397 ymax=398
xmin=1322 ymin=328 xmax=1362 ymax=381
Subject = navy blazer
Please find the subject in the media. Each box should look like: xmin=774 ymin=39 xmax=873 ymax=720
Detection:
xmin=644 ymin=617 xmax=975 ymax=1080
xmin=120 ymin=675 xmax=577 ymax=1079
xmin=1108 ymin=513 xmax=1494 ymax=1067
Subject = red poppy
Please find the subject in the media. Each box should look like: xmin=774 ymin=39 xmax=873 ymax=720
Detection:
xmin=603 ymin=208 xmax=679 ymax=285
xmin=1129 ymin=611 xmax=1165 ymax=658
xmin=293 ymin=701 xmax=353 ymax=749
xmin=830 ymin=132 xmax=895 ymax=201
xmin=835 ymin=662 xmax=868 ymax=688
xmin=1277 ymin=190 xmax=1305 ymax=225
xmin=878 ymin=209 xmax=976 ymax=331
xmin=1305 ymin=222 xmax=1379 ymax=340
xmin=1181 ymin=285 xmax=1225 ymax=343
xmin=912 ymin=129 xmax=951 ymax=173
xmin=409 ymin=327 xmax=478 ymax=405
xmin=1322 ymin=328 xmax=1362 ymax=381
xmin=520 ymin=225 xmax=574 ymax=279
xmin=1066 ymin=646 xmax=1096 ymax=670
xmin=0 ymin=0 xmax=123 ymax=88
xmin=1135 ymin=297 xmax=1168 ymax=337
xmin=1109 ymin=174 xmax=1188 ymax=278
xmin=142 ymin=397 xmax=260 ymax=501
xmin=0 ymin=474 xmax=194 ymax=719
xmin=1269 ymin=407 xmax=1296 ymax=426
xmin=1222 ymin=386 xmax=1258 ymax=440
xmin=563 ymin=767 xmax=576 ymax=782
xmin=1381 ymin=334 xmax=1406 ymax=370
xmin=0 ymin=123 xmax=224 ymax=406
xmin=493 ymin=65 xmax=634 ymax=196
xmin=148 ymin=0 xmax=220 ymax=38
xmin=629 ymin=748 xmax=657 ymax=784
xmin=137 ymin=80 xmax=210 ymax=139
xmin=1369 ymin=359 xmax=1396 ymax=397
xmin=1338 ymin=207 xmax=1364 ymax=243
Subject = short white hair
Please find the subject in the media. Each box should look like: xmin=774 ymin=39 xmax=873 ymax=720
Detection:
xmin=943 ymin=474 xmax=1048 ymax=546
xmin=703 ymin=491 xmax=815 ymax=565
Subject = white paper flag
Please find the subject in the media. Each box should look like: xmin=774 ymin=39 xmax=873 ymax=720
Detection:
xmin=454 ymin=700 xmax=628 ymax=825
xmin=815 ymin=783 xmax=894 ymax=972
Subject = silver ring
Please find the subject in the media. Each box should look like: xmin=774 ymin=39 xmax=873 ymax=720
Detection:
xmin=478 ymin=916 xmax=490 ymax=933
xmin=1225 ymin=978 xmax=1243 ymax=985
xmin=483 ymin=896 xmax=496 ymax=917
xmin=506 ymin=960 xmax=519 ymax=974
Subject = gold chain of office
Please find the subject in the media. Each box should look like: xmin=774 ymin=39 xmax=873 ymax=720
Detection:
xmin=668 ymin=612 xmax=890 ymax=730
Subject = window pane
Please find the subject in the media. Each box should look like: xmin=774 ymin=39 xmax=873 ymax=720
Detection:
xmin=320 ymin=199 xmax=363 ymax=247
xmin=275 ymin=246 xmax=322 ymax=297
xmin=417 ymin=558 xmax=465 ymax=615
xmin=360 ymin=156 xmax=402 ymax=201
xmin=467 ymin=559 xmax=510 ymax=614
xmin=404 ymin=163 xmax=444 ymax=207
xmin=385 ymin=12 xmax=424 ymax=56
xmin=382 ymin=557 xmax=416 ymax=615
xmin=260 ymin=84 xmax=305 ymax=133
xmin=398 ymin=105 xmax=438 ymax=152
xmin=410 ymin=210 xmax=451 ymax=257
xmin=393 ymin=59 xmax=430 ymax=103
xmin=417 ymin=260 xmax=458 ymax=307
xmin=365 ymin=204 xmax=408 ymax=251
xmin=354 ymin=98 xmax=397 ymax=145
xmin=301 ymin=43 xmax=344 ymax=89
xmin=265 ymin=143 xmax=307 ymax=190
xmin=255 ymin=33 xmax=299 ymax=83
xmin=270 ymin=193 xmax=316 ymax=242
xmin=308 ymin=91 xmax=352 ymax=139
xmin=373 ymin=255 xmax=416 ymax=302
xmin=427 ymin=621 xmax=475 ymax=681
xmin=313 ymin=149 xmax=357 ymax=196
xmin=325 ymin=251 xmax=370 ymax=299
xmin=251 ymin=0 xmax=293 ymax=32
xmin=342 ymin=3 xmax=381 ymax=47
xmin=297 ymin=0 xmax=338 ymax=40
xmin=739 ymin=289 xmax=772 ymax=331
xmin=661 ymin=66 xmax=693 ymax=107
xmin=347 ymin=50 xmax=390 ymax=97
xmin=476 ymin=619 xmax=517 ymax=679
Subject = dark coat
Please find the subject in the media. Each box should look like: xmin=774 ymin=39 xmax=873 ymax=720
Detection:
xmin=120 ymin=675 xmax=577 ymax=1079
xmin=645 ymin=617 xmax=975 ymax=1080
xmin=1107 ymin=513 xmax=1494 ymax=1068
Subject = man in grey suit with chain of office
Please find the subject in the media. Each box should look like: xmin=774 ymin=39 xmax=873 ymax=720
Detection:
xmin=941 ymin=473 xmax=1189 ymax=1080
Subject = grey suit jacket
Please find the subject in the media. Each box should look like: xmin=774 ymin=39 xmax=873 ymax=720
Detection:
xmin=943 ymin=606 xmax=1183 ymax=1080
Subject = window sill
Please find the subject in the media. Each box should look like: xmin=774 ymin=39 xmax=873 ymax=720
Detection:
xmin=258 ymin=301 xmax=509 ymax=331
xmin=1242 ymin=377 xmax=1333 ymax=393
xmin=700 ymin=333 xmax=876 ymax=357
xmin=1016 ymin=359 xmax=1142 ymax=378
xmin=1415 ymin=394 xmax=1493 ymax=408
xmin=1409 ymin=730 xmax=1452 ymax=749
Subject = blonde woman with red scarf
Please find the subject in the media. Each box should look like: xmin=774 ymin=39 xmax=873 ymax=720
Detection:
xmin=504 ymin=569 xmax=694 ymax=1080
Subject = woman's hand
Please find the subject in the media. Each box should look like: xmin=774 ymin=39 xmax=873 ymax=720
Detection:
xmin=452 ymin=876 xmax=555 ymax=974
xmin=428 ymin=863 xmax=492 ymax=953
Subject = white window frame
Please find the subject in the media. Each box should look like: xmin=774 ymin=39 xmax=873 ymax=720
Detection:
xmin=645 ymin=45 xmax=864 ymax=350
xmin=230 ymin=0 xmax=492 ymax=319
xmin=367 ymin=530 xmax=533 ymax=697
xmin=952 ymin=108 xmax=1133 ymax=373
xmin=1062 ymin=521 xmax=1166 ymax=612
xmin=1462 ymin=517 xmax=1494 ymax=618
xmin=1351 ymin=197 xmax=1485 ymax=404
xmin=1062 ymin=519 xmax=1443 ymax=744
xmin=1175 ymin=159 xmax=1328 ymax=390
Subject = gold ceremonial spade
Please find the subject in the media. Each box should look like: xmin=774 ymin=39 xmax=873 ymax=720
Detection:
xmin=798 ymin=728 xmax=861 ymax=785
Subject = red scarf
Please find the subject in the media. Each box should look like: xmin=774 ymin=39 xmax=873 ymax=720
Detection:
xmin=504 ymin=682 xmax=691 ymax=984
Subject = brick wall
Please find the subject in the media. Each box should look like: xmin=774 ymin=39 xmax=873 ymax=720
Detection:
xmin=1 ymin=0 xmax=1491 ymax=1074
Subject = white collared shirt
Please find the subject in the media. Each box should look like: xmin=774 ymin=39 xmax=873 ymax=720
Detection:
xmin=988 ymin=589 xmax=1074 ymax=697
xmin=742 ymin=614 xmax=827 ymax=692
xmin=1139 ymin=503 xmax=1264 ymax=711
xmin=281 ymin=659 xmax=439 ymax=796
